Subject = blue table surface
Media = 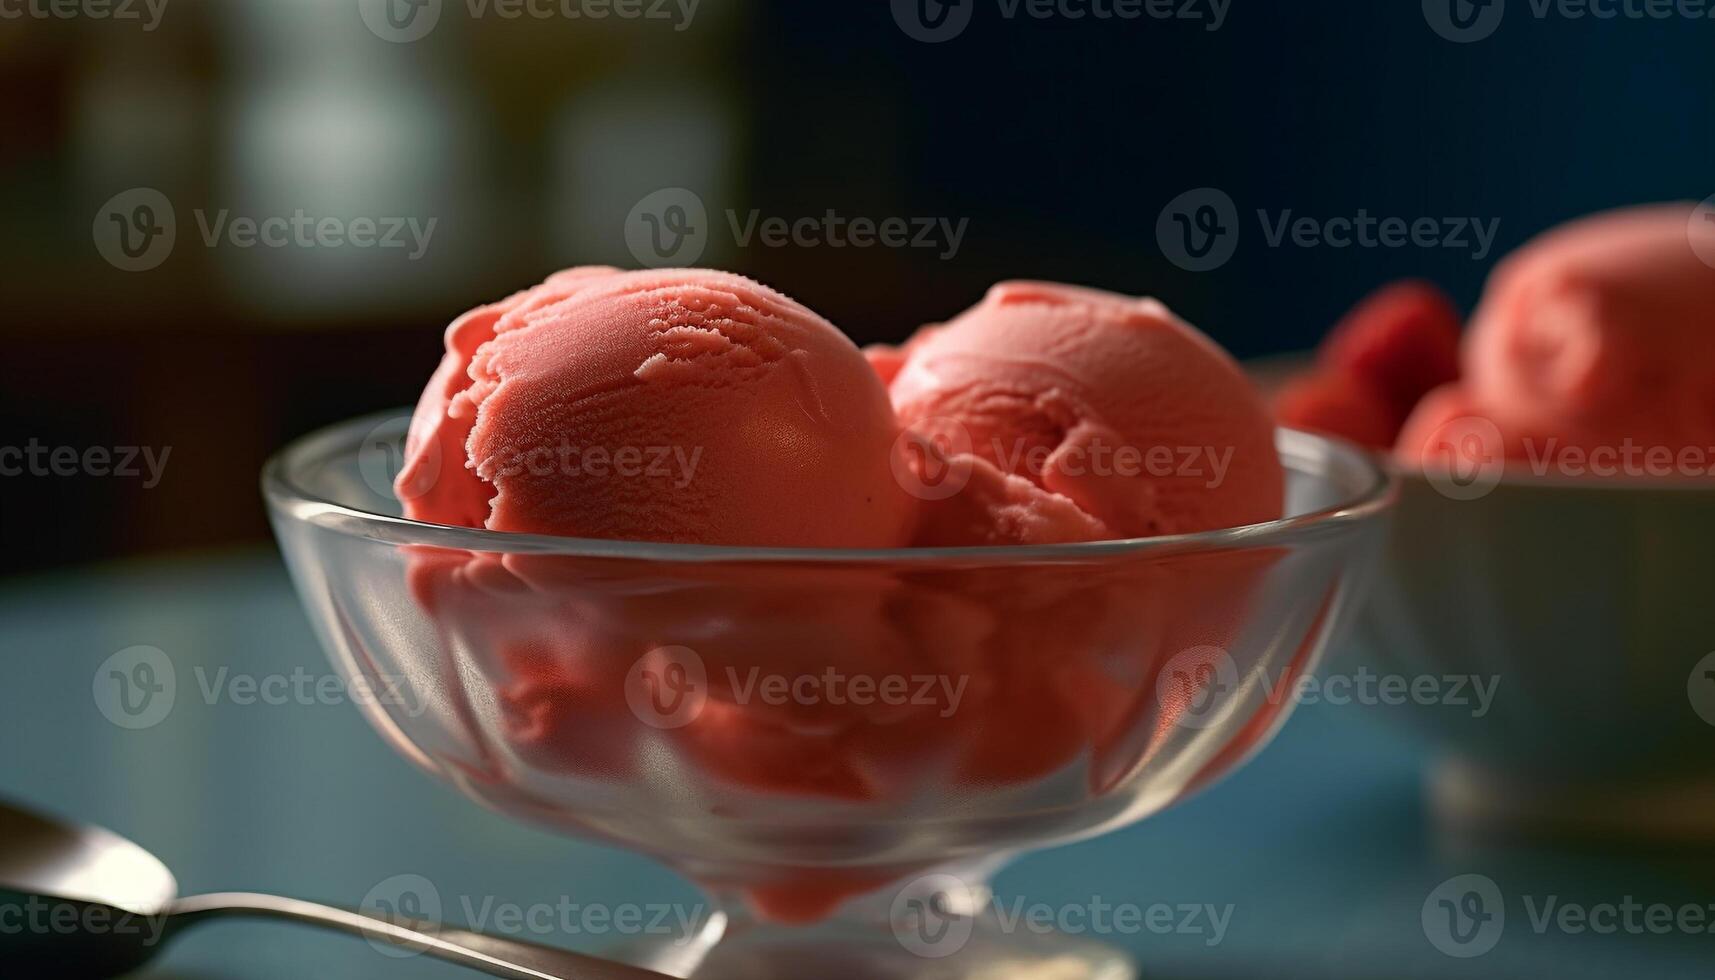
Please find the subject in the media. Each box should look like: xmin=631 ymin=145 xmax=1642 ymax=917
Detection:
xmin=3 ymin=550 xmax=1713 ymax=979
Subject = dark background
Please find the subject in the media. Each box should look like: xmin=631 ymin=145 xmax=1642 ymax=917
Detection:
xmin=3 ymin=0 xmax=1711 ymax=574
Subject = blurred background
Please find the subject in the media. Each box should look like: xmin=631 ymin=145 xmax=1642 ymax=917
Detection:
xmin=2 ymin=0 xmax=1712 ymax=573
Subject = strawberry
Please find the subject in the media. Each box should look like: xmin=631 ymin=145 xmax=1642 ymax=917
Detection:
xmin=1320 ymin=280 xmax=1463 ymax=416
xmin=1273 ymin=368 xmax=1402 ymax=450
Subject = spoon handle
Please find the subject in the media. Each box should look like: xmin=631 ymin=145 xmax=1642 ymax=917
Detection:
xmin=169 ymin=892 xmax=672 ymax=980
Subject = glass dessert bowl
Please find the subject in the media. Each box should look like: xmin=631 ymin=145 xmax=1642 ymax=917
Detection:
xmin=263 ymin=413 xmax=1395 ymax=979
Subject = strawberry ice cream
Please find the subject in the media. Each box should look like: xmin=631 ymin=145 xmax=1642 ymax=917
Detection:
xmin=872 ymin=282 xmax=1289 ymax=814
xmin=391 ymin=268 xmax=1295 ymax=926
xmin=883 ymin=281 xmax=1284 ymax=542
xmin=1400 ymin=203 xmax=1715 ymax=472
xmin=397 ymin=267 xmax=917 ymax=547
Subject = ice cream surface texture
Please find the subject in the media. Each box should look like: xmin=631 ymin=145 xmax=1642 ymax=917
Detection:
xmin=1399 ymin=203 xmax=1715 ymax=467
xmin=397 ymin=267 xmax=918 ymax=547
xmin=885 ymin=281 xmax=1285 ymax=543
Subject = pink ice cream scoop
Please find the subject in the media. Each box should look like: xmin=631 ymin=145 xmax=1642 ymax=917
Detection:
xmin=885 ymin=281 xmax=1285 ymax=542
xmin=1466 ymin=203 xmax=1715 ymax=447
xmin=396 ymin=267 xmax=917 ymax=547
xmin=1400 ymin=203 xmax=1715 ymax=468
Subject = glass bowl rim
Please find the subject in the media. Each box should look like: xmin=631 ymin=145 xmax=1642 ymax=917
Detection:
xmin=261 ymin=411 xmax=1397 ymax=565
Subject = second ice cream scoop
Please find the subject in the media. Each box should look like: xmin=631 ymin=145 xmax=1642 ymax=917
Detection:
xmin=886 ymin=281 xmax=1285 ymax=541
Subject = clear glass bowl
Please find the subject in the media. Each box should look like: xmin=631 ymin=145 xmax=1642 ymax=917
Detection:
xmin=263 ymin=414 xmax=1395 ymax=979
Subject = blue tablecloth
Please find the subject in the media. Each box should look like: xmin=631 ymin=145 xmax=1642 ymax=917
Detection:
xmin=3 ymin=551 xmax=1711 ymax=978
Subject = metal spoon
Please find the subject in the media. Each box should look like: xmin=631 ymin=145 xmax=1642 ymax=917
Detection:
xmin=0 ymin=798 xmax=675 ymax=979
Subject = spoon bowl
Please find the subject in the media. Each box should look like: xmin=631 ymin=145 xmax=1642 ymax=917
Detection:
xmin=0 ymin=798 xmax=673 ymax=980
xmin=0 ymin=801 xmax=177 ymax=977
